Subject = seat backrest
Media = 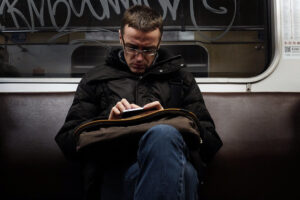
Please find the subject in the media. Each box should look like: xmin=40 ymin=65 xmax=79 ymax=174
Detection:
xmin=0 ymin=93 xmax=82 ymax=200
xmin=0 ymin=92 xmax=299 ymax=200
xmin=202 ymin=92 xmax=300 ymax=200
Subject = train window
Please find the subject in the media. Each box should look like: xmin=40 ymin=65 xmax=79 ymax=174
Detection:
xmin=71 ymin=44 xmax=209 ymax=77
xmin=0 ymin=0 xmax=273 ymax=80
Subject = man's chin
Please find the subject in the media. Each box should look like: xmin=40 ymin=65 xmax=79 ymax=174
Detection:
xmin=132 ymin=69 xmax=145 ymax=74
xmin=130 ymin=66 xmax=146 ymax=74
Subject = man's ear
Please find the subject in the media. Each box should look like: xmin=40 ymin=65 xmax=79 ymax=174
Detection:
xmin=119 ymin=29 xmax=123 ymax=45
xmin=157 ymin=36 xmax=162 ymax=49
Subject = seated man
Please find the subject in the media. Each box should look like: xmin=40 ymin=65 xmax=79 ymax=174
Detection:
xmin=56 ymin=5 xmax=222 ymax=200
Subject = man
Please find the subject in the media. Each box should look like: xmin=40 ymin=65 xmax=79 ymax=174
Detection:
xmin=56 ymin=5 xmax=222 ymax=200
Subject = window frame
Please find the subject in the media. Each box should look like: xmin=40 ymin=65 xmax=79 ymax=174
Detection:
xmin=0 ymin=0 xmax=281 ymax=84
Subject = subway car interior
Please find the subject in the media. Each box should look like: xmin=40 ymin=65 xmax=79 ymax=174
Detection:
xmin=0 ymin=0 xmax=299 ymax=199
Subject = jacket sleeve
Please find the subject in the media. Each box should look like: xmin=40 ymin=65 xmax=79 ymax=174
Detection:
xmin=180 ymin=71 xmax=222 ymax=163
xmin=55 ymin=77 xmax=104 ymax=160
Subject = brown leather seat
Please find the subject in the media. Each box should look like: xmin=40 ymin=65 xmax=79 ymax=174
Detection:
xmin=0 ymin=92 xmax=299 ymax=199
xmin=0 ymin=93 xmax=82 ymax=200
xmin=202 ymin=93 xmax=300 ymax=199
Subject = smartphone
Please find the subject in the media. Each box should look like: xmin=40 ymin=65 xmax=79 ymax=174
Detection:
xmin=122 ymin=108 xmax=148 ymax=118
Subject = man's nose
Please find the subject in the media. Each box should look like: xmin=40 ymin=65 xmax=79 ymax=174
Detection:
xmin=136 ymin=52 xmax=144 ymax=61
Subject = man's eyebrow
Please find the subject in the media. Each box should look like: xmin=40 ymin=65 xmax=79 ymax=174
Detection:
xmin=143 ymin=46 xmax=157 ymax=50
xmin=124 ymin=43 xmax=139 ymax=49
xmin=125 ymin=43 xmax=157 ymax=50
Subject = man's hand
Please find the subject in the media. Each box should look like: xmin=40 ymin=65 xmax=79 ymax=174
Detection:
xmin=109 ymin=100 xmax=164 ymax=120
xmin=143 ymin=101 xmax=164 ymax=111
xmin=109 ymin=99 xmax=140 ymax=120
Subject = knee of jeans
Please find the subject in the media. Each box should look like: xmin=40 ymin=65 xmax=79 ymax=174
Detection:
xmin=140 ymin=124 xmax=184 ymax=148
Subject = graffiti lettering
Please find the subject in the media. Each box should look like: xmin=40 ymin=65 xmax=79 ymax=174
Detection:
xmin=0 ymin=0 xmax=233 ymax=33
xmin=28 ymin=0 xmax=45 ymax=30
xmin=190 ymin=0 xmax=236 ymax=41
xmin=1 ymin=0 xmax=31 ymax=29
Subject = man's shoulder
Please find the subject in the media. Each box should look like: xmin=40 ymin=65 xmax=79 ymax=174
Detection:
xmin=173 ymin=67 xmax=196 ymax=85
xmin=80 ymin=64 xmax=106 ymax=82
xmin=156 ymin=54 xmax=195 ymax=83
xmin=82 ymin=63 xmax=127 ymax=84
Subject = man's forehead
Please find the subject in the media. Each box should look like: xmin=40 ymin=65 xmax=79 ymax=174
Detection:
xmin=122 ymin=26 xmax=161 ymax=43
xmin=123 ymin=25 xmax=160 ymax=36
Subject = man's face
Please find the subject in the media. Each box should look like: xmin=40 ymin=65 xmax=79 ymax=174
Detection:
xmin=119 ymin=25 xmax=161 ymax=74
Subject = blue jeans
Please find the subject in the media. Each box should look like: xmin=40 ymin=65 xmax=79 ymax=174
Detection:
xmin=123 ymin=124 xmax=199 ymax=200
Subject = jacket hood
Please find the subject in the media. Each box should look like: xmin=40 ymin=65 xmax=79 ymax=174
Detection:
xmin=85 ymin=48 xmax=185 ymax=83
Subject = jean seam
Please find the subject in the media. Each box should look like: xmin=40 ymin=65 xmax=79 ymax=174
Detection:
xmin=177 ymin=138 xmax=186 ymax=200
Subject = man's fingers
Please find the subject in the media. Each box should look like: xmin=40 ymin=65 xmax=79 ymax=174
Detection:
xmin=130 ymin=103 xmax=141 ymax=109
xmin=120 ymin=98 xmax=131 ymax=110
xmin=108 ymin=106 xmax=121 ymax=119
xmin=112 ymin=106 xmax=121 ymax=115
xmin=116 ymin=101 xmax=126 ymax=112
xmin=143 ymin=101 xmax=163 ymax=110
xmin=109 ymin=99 xmax=141 ymax=120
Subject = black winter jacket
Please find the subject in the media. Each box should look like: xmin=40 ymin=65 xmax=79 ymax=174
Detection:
xmin=55 ymin=49 xmax=222 ymax=165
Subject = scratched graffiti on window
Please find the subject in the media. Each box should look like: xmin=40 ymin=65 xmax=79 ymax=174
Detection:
xmin=0 ymin=0 xmax=235 ymax=33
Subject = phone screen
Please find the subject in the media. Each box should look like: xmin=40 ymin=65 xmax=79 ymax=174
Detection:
xmin=122 ymin=108 xmax=154 ymax=118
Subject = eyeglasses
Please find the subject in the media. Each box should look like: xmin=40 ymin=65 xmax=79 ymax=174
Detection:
xmin=122 ymin=37 xmax=158 ymax=57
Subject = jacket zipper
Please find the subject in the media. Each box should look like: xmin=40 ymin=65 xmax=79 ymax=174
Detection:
xmin=135 ymin=75 xmax=143 ymax=106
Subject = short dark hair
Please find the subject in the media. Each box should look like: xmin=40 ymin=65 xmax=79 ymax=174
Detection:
xmin=121 ymin=5 xmax=163 ymax=36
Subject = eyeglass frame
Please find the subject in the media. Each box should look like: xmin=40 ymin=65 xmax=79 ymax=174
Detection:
xmin=121 ymin=35 xmax=160 ymax=57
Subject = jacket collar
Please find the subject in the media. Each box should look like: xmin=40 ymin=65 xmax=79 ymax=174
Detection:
xmin=85 ymin=48 xmax=185 ymax=83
